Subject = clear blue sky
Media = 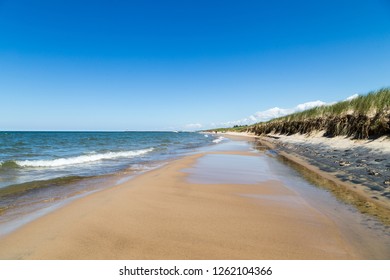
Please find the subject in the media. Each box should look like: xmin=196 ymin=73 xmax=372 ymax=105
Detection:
xmin=1 ymin=0 xmax=389 ymax=131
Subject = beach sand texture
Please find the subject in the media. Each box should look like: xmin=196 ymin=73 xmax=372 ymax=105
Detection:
xmin=0 ymin=143 xmax=364 ymax=259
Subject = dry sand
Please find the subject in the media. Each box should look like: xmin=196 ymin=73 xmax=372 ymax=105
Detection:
xmin=275 ymin=132 xmax=390 ymax=153
xmin=0 ymin=147 xmax=361 ymax=259
xmin=219 ymin=130 xmax=390 ymax=153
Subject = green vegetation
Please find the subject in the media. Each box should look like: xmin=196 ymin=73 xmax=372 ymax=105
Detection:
xmin=206 ymin=125 xmax=249 ymax=133
xmin=251 ymin=88 xmax=390 ymax=139
xmin=206 ymin=88 xmax=390 ymax=139
xmin=274 ymin=88 xmax=390 ymax=122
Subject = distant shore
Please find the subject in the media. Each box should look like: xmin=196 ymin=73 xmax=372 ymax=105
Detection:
xmin=3 ymin=136 xmax=390 ymax=259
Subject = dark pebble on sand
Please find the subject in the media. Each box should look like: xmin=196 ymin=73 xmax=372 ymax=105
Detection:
xmin=368 ymin=170 xmax=381 ymax=176
xmin=382 ymin=192 xmax=390 ymax=198
xmin=339 ymin=160 xmax=351 ymax=166
xmin=369 ymin=185 xmax=384 ymax=192
xmin=351 ymin=179 xmax=363 ymax=184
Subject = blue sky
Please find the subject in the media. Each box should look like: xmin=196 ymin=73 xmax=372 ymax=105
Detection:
xmin=0 ymin=0 xmax=389 ymax=131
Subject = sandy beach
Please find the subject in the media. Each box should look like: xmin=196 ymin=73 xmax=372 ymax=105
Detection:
xmin=0 ymin=137 xmax=389 ymax=259
xmin=221 ymin=132 xmax=390 ymax=221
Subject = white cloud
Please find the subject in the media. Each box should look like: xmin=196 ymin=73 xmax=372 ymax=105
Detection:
xmin=252 ymin=107 xmax=293 ymax=121
xmin=213 ymin=100 xmax=328 ymax=128
xmin=207 ymin=93 xmax=360 ymax=129
xmin=249 ymin=100 xmax=327 ymax=123
xmin=345 ymin=94 xmax=359 ymax=101
xmin=295 ymin=100 xmax=327 ymax=111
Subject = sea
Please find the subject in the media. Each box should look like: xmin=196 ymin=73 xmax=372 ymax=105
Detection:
xmin=0 ymin=131 xmax=225 ymax=235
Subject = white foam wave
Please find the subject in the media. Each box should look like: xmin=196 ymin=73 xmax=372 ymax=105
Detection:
xmin=16 ymin=148 xmax=154 ymax=168
xmin=212 ymin=136 xmax=226 ymax=144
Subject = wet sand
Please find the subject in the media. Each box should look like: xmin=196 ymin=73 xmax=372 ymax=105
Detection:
xmin=221 ymin=132 xmax=390 ymax=223
xmin=262 ymin=135 xmax=390 ymax=223
xmin=0 ymin=139 xmax=385 ymax=259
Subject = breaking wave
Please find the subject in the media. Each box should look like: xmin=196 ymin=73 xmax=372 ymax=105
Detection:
xmin=212 ymin=136 xmax=226 ymax=144
xmin=7 ymin=148 xmax=154 ymax=168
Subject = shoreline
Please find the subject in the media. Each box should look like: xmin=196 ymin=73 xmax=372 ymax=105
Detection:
xmin=1 ymin=137 xmax=389 ymax=259
xmin=220 ymin=131 xmax=390 ymax=225
xmin=0 ymin=133 xmax=220 ymax=237
xmin=0 ymin=160 xmax=167 ymax=238
xmin=0 ymin=131 xmax=217 ymax=236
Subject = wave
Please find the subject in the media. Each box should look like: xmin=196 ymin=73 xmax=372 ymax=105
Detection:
xmin=0 ymin=176 xmax=88 ymax=198
xmin=3 ymin=148 xmax=154 ymax=168
xmin=212 ymin=136 xmax=226 ymax=144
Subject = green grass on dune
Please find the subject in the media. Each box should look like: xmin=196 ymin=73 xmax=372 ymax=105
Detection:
xmin=205 ymin=88 xmax=390 ymax=139
xmin=275 ymin=88 xmax=390 ymax=122
xmin=206 ymin=125 xmax=249 ymax=133
xmin=251 ymin=88 xmax=390 ymax=139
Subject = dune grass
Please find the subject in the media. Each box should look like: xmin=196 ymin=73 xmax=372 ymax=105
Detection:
xmin=205 ymin=88 xmax=390 ymax=139
xmin=204 ymin=88 xmax=390 ymax=139
xmin=275 ymin=88 xmax=390 ymax=123
xmin=248 ymin=88 xmax=390 ymax=139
